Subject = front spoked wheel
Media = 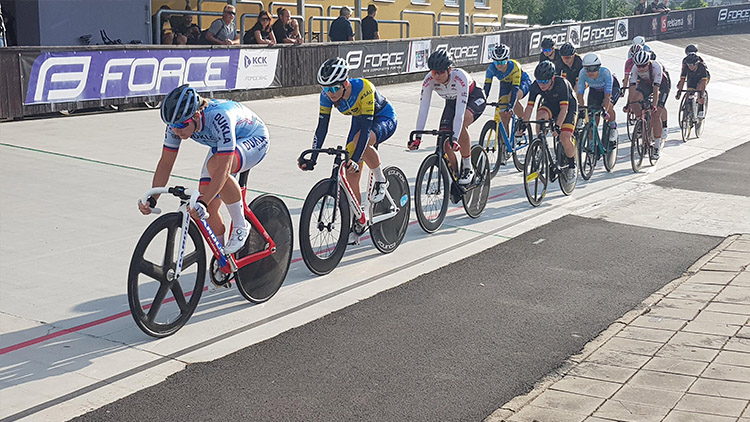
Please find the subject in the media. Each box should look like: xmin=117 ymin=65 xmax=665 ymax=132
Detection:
xmin=603 ymin=123 xmax=618 ymax=172
xmin=128 ymin=212 xmax=206 ymax=338
xmin=370 ymin=166 xmax=410 ymax=254
xmin=234 ymin=195 xmax=293 ymax=303
xmin=299 ymin=180 xmax=350 ymax=275
xmin=415 ymin=153 xmax=450 ymax=233
xmin=631 ymin=120 xmax=645 ymax=172
xmin=462 ymin=145 xmax=491 ymax=218
xmin=523 ymin=138 xmax=549 ymax=207
xmin=578 ymin=126 xmax=595 ymax=181
xmin=478 ymin=120 xmax=501 ymax=178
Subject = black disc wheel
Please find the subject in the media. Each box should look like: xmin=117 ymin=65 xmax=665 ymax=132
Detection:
xmin=128 ymin=212 xmax=206 ymax=338
xmin=603 ymin=123 xmax=618 ymax=172
xmin=414 ymin=153 xmax=450 ymax=233
xmin=370 ymin=166 xmax=411 ymax=254
xmin=462 ymin=145 xmax=491 ymax=218
xmin=299 ymin=180 xmax=350 ymax=275
xmin=577 ymin=125 xmax=595 ymax=181
xmin=523 ymin=138 xmax=549 ymax=207
xmin=478 ymin=120 xmax=502 ymax=179
xmin=631 ymin=120 xmax=645 ymax=172
xmin=234 ymin=195 xmax=293 ymax=303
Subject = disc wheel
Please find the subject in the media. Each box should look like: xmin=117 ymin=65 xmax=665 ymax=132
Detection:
xmin=299 ymin=180 xmax=350 ymax=275
xmin=128 ymin=212 xmax=206 ymax=338
xmin=631 ymin=120 xmax=645 ymax=172
xmin=370 ymin=166 xmax=410 ymax=253
xmin=462 ymin=145 xmax=491 ymax=218
xmin=234 ymin=195 xmax=293 ymax=303
xmin=523 ymin=138 xmax=549 ymax=207
xmin=414 ymin=153 xmax=450 ymax=233
xmin=478 ymin=120 xmax=502 ymax=179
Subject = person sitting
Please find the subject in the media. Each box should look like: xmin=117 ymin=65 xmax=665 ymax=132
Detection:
xmin=203 ymin=4 xmax=240 ymax=45
xmin=272 ymin=7 xmax=303 ymax=44
xmin=152 ymin=5 xmax=174 ymax=44
xmin=244 ymin=10 xmax=276 ymax=45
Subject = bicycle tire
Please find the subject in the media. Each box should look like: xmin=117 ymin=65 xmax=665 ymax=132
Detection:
xmin=414 ymin=153 xmax=450 ymax=233
xmin=631 ymin=120 xmax=645 ymax=172
xmin=299 ymin=179 xmax=350 ymax=275
xmin=478 ymin=120 xmax=501 ymax=178
xmin=234 ymin=195 xmax=293 ymax=303
xmin=128 ymin=212 xmax=206 ymax=338
xmin=512 ymin=132 xmax=528 ymax=173
xmin=557 ymin=140 xmax=577 ymax=196
xmin=695 ymin=91 xmax=707 ymax=138
xmin=523 ymin=138 xmax=549 ymax=207
xmin=370 ymin=166 xmax=410 ymax=254
xmin=578 ymin=125 xmax=595 ymax=181
xmin=679 ymin=95 xmax=691 ymax=142
xmin=463 ymin=145 xmax=491 ymax=218
xmin=648 ymin=119 xmax=658 ymax=166
xmin=603 ymin=123 xmax=618 ymax=173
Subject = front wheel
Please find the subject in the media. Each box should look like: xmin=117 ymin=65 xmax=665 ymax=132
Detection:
xmin=370 ymin=166 xmax=410 ymax=254
xmin=626 ymin=111 xmax=637 ymax=141
xmin=234 ymin=195 xmax=293 ymax=303
xmin=695 ymin=91 xmax=708 ymax=138
xmin=577 ymin=125 xmax=595 ymax=181
xmin=462 ymin=145 xmax=491 ymax=218
xmin=557 ymin=140 xmax=577 ymax=196
xmin=299 ymin=179 xmax=350 ymax=275
xmin=478 ymin=120 xmax=502 ymax=178
xmin=603 ymin=123 xmax=618 ymax=173
xmin=128 ymin=212 xmax=206 ymax=338
xmin=679 ymin=95 xmax=692 ymax=142
xmin=631 ymin=120 xmax=645 ymax=172
xmin=414 ymin=153 xmax=450 ymax=233
xmin=523 ymin=138 xmax=549 ymax=207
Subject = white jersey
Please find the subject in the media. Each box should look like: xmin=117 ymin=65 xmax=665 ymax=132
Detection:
xmin=629 ymin=60 xmax=664 ymax=86
xmin=416 ymin=68 xmax=475 ymax=138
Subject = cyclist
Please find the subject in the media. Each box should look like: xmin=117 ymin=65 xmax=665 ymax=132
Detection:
xmin=576 ymin=53 xmax=620 ymax=145
xmin=622 ymin=43 xmax=643 ymax=88
xmin=631 ymin=35 xmax=656 ymax=60
xmin=483 ymin=43 xmax=532 ymax=147
xmin=627 ymin=50 xmax=671 ymax=159
xmin=410 ymin=50 xmax=487 ymax=185
xmin=676 ymin=52 xmax=709 ymax=118
xmin=138 ymin=84 xmax=270 ymax=254
xmin=558 ymin=42 xmax=583 ymax=89
xmin=539 ymin=37 xmax=564 ymax=72
xmin=520 ymin=60 xmax=578 ymax=181
xmin=300 ymin=57 xmax=397 ymax=208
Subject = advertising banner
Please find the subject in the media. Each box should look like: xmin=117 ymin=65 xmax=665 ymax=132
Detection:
xmin=432 ymin=36 xmax=484 ymax=67
xmin=528 ymin=25 xmax=571 ymax=55
xmin=407 ymin=40 xmax=431 ymax=73
xmin=640 ymin=10 xmax=695 ymax=36
xmin=339 ymin=41 xmax=410 ymax=79
xmin=717 ymin=5 xmax=750 ymax=26
xmin=482 ymin=34 xmax=501 ymax=64
xmin=23 ymin=49 xmax=279 ymax=105
xmin=565 ymin=18 xmax=627 ymax=49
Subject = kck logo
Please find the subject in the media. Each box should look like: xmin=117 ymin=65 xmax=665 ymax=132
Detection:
xmin=719 ymin=7 xmax=750 ymax=22
xmin=244 ymin=55 xmax=268 ymax=68
xmin=529 ymin=31 xmax=567 ymax=49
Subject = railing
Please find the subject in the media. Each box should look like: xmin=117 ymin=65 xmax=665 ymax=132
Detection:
xmin=267 ymin=1 xmax=325 ymax=17
xmin=307 ymin=15 xmax=362 ymax=42
xmin=379 ymin=19 xmax=411 ymax=38
xmin=240 ymin=12 xmax=306 ymax=41
xmin=502 ymin=14 xmax=529 ymax=29
xmin=437 ymin=12 xmax=469 ymax=35
xmin=469 ymin=13 xmax=499 ymax=32
xmin=327 ymin=5 xmax=368 ymax=16
xmin=197 ymin=0 xmax=264 ymax=28
xmin=154 ymin=9 xmax=224 ymax=44
xmin=400 ymin=10 xmax=437 ymax=37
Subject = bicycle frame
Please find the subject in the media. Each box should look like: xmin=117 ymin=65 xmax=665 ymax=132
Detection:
xmin=410 ymin=129 xmax=476 ymax=196
xmin=488 ymin=102 xmax=520 ymax=153
xmin=578 ymin=106 xmax=608 ymax=154
xmin=522 ymin=119 xmax=562 ymax=171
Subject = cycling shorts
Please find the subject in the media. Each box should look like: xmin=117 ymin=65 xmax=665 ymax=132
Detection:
xmin=440 ymin=84 xmax=487 ymax=130
xmin=686 ymin=70 xmax=710 ymax=89
xmin=588 ymin=78 xmax=621 ymax=108
xmin=538 ymin=97 xmax=578 ymax=134
xmin=498 ymin=76 xmax=532 ymax=106
xmin=637 ymin=72 xmax=670 ymax=108
xmin=199 ymin=136 xmax=269 ymax=185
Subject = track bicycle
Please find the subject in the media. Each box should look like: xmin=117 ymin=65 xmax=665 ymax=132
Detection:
xmin=521 ymin=119 xmax=578 ymax=207
xmin=128 ymin=171 xmax=293 ymax=337
xmin=678 ymin=89 xmax=709 ymax=141
xmin=297 ymin=147 xmax=410 ymax=276
xmin=477 ymin=102 xmax=529 ymax=177
xmin=576 ymin=105 xmax=618 ymax=180
xmin=628 ymin=98 xmax=658 ymax=172
xmin=411 ymin=129 xmax=491 ymax=233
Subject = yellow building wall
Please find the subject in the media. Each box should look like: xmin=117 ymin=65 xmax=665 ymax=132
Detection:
xmin=153 ymin=0 xmax=502 ymax=40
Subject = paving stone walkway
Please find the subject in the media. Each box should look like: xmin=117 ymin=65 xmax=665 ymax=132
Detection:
xmin=487 ymin=234 xmax=750 ymax=422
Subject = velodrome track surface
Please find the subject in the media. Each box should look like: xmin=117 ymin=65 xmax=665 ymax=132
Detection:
xmin=1 ymin=34 xmax=750 ymax=421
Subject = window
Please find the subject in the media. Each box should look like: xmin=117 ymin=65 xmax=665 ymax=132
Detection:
xmin=445 ymin=0 xmax=458 ymax=6
xmin=475 ymin=0 xmax=488 ymax=8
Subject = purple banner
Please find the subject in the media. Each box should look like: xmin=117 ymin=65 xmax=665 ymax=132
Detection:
xmin=24 ymin=49 xmax=279 ymax=105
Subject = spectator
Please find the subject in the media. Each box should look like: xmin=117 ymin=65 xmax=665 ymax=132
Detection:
xmin=173 ymin=9 xmax=202 ymax=45
xmin=204 ymin=4 xmax=240 ymax=45
xmin=655 ymin=0 xmax=670 ymax=12
xmin=329 ymin=6 xmax=354 ymax=42
xmin=0 ymin=4 xmax=6 ymax=47
xmin=362 ymin=4 xmax=379 ymax=40
xmin=645 ymin=0 xmax=659 ymax=14
xmin=272 ymin=7 xmax=303 ymax=44
xmin=244 ymin=10 xmax=276 ymax=45
xmin=634 ymin=0 xmax=647 ymax=15
xmin=153 ymin=5 xmax=174 ymax=44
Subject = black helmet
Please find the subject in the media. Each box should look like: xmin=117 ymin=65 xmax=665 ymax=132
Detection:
xmin=428 ymin=50 xmax=452 ymax=71
xmin=559 ymin=42 xmax=576 ymax=56
xmin=161 ymin=84 xmax=200 ymax=125
xmin=535 ymin=60 xmax=556 ymax=80
xmin=317 ymin=57 xmax=349 ymax=86
xmin=685 ymin=52 xmax=700 ymax=65
xmin=541 ymin=37 xmax=555 ymax=49
xmin=685 ymin=44 xmax=698 ymax=55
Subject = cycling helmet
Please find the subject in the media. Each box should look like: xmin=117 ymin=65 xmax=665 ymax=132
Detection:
xmin=541 ymin=37 xmax=555 ymax=50
xmin=490 ymin=44 xmax=510 ymax=61
xmin=685 ymin=44 xmax=698 ymax=54
xmin=633 ymin=50 xmax=651 ymax=66
xmin=628 ymin=43 xmax=643 ymax=58
xmin=559 ymin=42 xmax=576 ymax=56
xmin=685 ymin=52 xmax=700 ymax=65
xmin=317 ymin=57 xmax=349 ymax=86
xmin=161 ymin=84 xmax=200 ymax=125
xmin=632 ymin=35 xmax=645 ymax=46
xmin=428 ymin=50 xmax=452 ymax=71
xmin=535 ymin=60 xmax=556 ymax=80
xmin=582 ymin=53 xmax=601 ymax=67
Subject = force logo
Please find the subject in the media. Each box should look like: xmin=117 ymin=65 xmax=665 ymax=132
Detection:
xmin=345 ymin=51 xmax=404 ymax=70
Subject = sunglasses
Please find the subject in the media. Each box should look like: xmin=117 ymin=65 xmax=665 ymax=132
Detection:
xmin=494 ymin=60 xmax=508 ymax=66
xmin=537 ymin=79 xmax=552 ymax=85
xmin=562 ymin=55 xmax=573 ymax=59
xmin=224 ymin=10 xmax=235 ymax=15
xmin=542 ymin=48 xmax=552 ymax=53
xmin=260 ymin=17 xmax=270 ymax=21
xmin=323 ymin=84 xmax=344 ymax=94
xmin=170 ymin=117 xmax=192 ymax=130
xmin=636 ymin=63 xmax=649 ymax=68
xmin=585 ymin=66 xmax=600 ymax=73
xmin=431 ymin=69 xmax=448 ymax=75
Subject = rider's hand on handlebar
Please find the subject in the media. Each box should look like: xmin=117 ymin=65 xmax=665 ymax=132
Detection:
xmin=298 ymin=157 xmax=316 ymax=171
xmin=189 ymin=200 xmax=209 ymax=220
xmin=137 ymin=196 xmax=157 ymax=215
xmin=449 ymin=137 xmax=461 ymax=152
xmin=675 ymin=92 xmax=681 ymax=100
xmin=408 ymin=137 xmax=421 ymax=151
xmin=345 ymin=160 xmax=360 ymax=173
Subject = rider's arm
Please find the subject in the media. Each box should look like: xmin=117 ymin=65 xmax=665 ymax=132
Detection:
xmin=415 ymin=74 xmax=434 ymax=132
xmin=522 ymin=84 xmax=539 ymax=122
xmin=451 ymin=71 xmax=471 ymax=139
xmin=151 ymin=147 xmax=179 ymax=195
xmin=484 ymin=66 xmax=494 ymax=97
xmin=507 ymin=63 xmax=522 ymax=110
xmin=311 ymin=92 xmax=334 ymax=161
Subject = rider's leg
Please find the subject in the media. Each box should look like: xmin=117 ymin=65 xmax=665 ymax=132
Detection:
xmin=360 ymin=131 xmax=390 ymax=202
xmin=459 ymin=108 xmax=475 ymax=172
xmin=205 ymin=153 xmax=248 ymax=252
xmin=697 ymin=80 xmax=707 ymax=116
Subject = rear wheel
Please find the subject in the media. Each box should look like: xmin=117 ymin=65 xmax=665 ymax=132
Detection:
xmin=299 ymin=180 xmax=350 ymax=275
xmin=370 ymin=166 xmax=410 ymax=254
xmin=462 ymin=145 xmax=491 ymax=218
xmin=577 ymin=124 xmax=595 ymax=181
xmin=695 ymin=91 xmax=708 ymax=138
xmin=478 ymin=120 xmax=502 ymax=179
xmin=679 ymin=95 xmax=691 ymax=142
xmin=512 ymin=131 xmax=528 ymax=172
xmin=631 ymin=120 xmax=645 ymax=172
xmin=523 ymin=138 xmax=548 ymax=207
xmin=603 ymin=123 xmax=618 ymax=172
xmin=414 ymin=154 xmax=450 ymax=233
xmin=557 ymin=140 xmax=577 ymax=196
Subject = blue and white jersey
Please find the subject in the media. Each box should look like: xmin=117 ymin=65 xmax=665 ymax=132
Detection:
xmin=163 ymin=99 xmax=269 ymax=154
xmin=577 ymin=67 xmax=615 ymax=94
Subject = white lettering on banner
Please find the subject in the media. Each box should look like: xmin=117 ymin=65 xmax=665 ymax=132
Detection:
xmin=719 ymin=7 xmax=750 ymax=22
xmin=205 ymin=56 xmax=229 ymax=88
xmin=186 ymin=56 xmax=209 ymax=88
xmin=581 ymin=25 xmax=615 ymax=43
xmin=235 ymin=49 xmax=278 ymax=89
xmin=34 ymin=56 xmax=91 ymax=102
xmin=101 ymin=58 xmax=134 ymax=94
xmin=667 ymin=18 xmax=684 ymax=28
xmin=364 ymin=52 xmax=404 ymax=68
xmin=157 ymin=57 xmax=186 ymax=90
xmin=128 ymin=58 xmax=159 ymax=92
xmin=529 ymin=31 xmax=567 ymax=50
xmin=435 ymin=44 xmax=479 ymax=60
xmin=346 ymin=51 xmax=362 ymax=69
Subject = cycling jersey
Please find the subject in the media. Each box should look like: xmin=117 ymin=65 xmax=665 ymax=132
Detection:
xmin=484 ymin=60 xmax=530 ymax=109
xmin=624 ymin=57 xmax=635 ymax=78
xmin=416 ymin=68 xmax=481 ymax=139
xmin=313 ymin=78 xmax=396 ymax=163
xmin=577 ymin=66 xmax=615 ymax=94
xmin=629 ymin=60 xmax=664 ymax=86
xmin=528 ymin=76 xmax=578 ymax=132
xmin=539 ymin=50 xmax=564 ymax=73
xmin=560 ymin=55 xmax=583 ymax=88
xmin=680 ymin=58 xmax=709 ymax=89
xmin=163 ymin=99 xmax=268 ymax=154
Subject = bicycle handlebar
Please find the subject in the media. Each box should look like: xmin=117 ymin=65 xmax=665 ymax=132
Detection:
xmin=486 ymin=102 xmax=513 ymax=108
xmin=140 ymin=186 xmax=200 ymax=215
xmin=298 ymin=146 xmax=350 ymax=163
xmin=409 ymin=129 xmax=454 ymax=142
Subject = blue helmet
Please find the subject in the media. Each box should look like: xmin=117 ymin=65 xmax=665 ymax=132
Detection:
xmin=161 ymin=84 xmax=200 ymax=125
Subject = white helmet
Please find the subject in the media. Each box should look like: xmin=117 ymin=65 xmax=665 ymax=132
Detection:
xmin=632 ymin=50 xmax=651 ymax=66
xmin=490 ymin=44 xmax=511 ymax=62
xmin=632 ymin=35 xmax=645 ymax=46
xmin=317 ymin=57 xmax=349 ymax=86
xmin=581 ymin=53 xmax=601 ymax=67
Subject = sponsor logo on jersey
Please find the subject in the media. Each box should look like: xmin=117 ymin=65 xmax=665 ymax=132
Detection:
xmin=213 ymin=113 xmax=232 ymax=144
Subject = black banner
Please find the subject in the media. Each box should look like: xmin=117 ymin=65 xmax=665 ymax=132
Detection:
xmin=717 ymin=4 xmax=750 ymax=26
xmin=431 ymin=35 xmax=485 ymax=67
xmin=338 ymin=41 xmax=410 ymax=79
xmin=638 ymin=10 xmax=695 ymax=36
xmin=567 ymin=18 xmax=630 ymax=48
xmin=528 ymin=25 xmax=571 ymax=56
